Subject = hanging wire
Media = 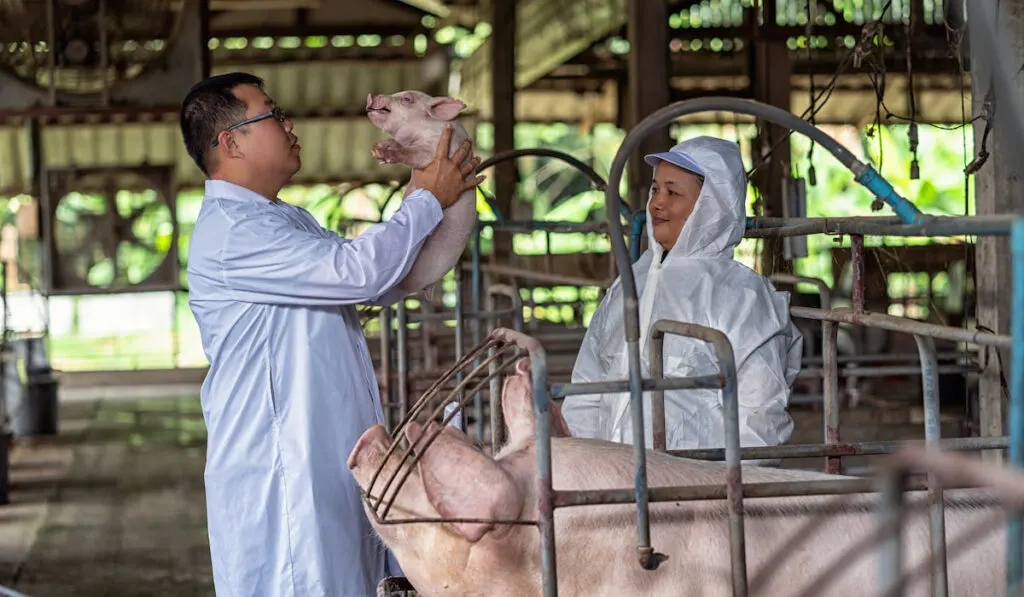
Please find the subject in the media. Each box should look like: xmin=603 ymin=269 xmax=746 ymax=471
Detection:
xmin=905 ymin=0 xmax=919 ymax=180
xmin=805 ymin=0 xmax=818 ymax=186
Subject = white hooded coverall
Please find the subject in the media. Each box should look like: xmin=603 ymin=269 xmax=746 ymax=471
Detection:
xmin=562 ymin=136 xmax=803 ymax=457
xmin=187 ymin=179 xmax=440 ymax=596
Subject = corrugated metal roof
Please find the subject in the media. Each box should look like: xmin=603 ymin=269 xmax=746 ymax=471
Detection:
xmin=0 ymin=59 xmax=465 ymax=195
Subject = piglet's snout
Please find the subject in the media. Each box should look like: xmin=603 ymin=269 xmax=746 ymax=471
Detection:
xmin=366 ymin=93 xmax=390 ymax=112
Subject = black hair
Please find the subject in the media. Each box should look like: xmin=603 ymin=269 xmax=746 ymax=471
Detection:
xmin=180 ymin=72 xmax=265 ymax=177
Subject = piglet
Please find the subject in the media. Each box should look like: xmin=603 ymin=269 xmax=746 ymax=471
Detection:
xmin=349 ymin=328 xmax=1005 ymax=597
xmin=366 ymin=90 xmax=478 ymax=294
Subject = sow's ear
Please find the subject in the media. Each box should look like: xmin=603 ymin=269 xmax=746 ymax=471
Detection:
xmin=406 ymin=420 xmax=524 ymax=542
xmin=427 ymin=97 xmax=467 ymax=121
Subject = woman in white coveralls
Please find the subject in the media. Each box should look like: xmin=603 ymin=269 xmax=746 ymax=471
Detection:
xmin=561 ymin=136 xmax=804 ymax=464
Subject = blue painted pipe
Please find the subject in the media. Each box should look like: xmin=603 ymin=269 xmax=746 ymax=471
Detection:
xmin=853 ymin=166 xmax=927 ymax=225
xmin=630 ymin=213 xmax=646 ymax=263
xmin=1007 ymin=216 xmax=1024 ymax=594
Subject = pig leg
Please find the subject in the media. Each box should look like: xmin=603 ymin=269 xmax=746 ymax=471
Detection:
xmin=371 ymin=139 xmax=419 ymax=165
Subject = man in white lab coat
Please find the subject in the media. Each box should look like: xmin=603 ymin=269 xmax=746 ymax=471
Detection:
xmin=180 ymin=72 xmax=483 ymax=596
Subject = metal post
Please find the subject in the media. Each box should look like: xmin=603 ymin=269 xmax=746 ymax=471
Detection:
xmin=380 ymin=307 xmax=393 ymax=431
xmin=823 ymin=321 xmax=842 ymax=474
xmin=454 ymin=264 xmax=466 ymax=432
xmin=396 ymin=301 xmax=409 ymax=421
xmin=650 ymin=332 xmax=667 ymax=452
xmin=472 ymin=226 xmax=484 ymax=442
xmin=529 ymin=345 xmax=558 ymax=597
xmin=914 ymin=334 xmax=948 ymax=597
xmin=878 ymin=467 xmax=906 ymax=597
xmin=851 ymin=234 xmax=865 ymax=312
xmin=1007 ymin=216 xmax=1024 ymax=593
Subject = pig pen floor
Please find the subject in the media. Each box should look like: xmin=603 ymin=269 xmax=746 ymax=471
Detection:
xmin=0 ymin=396 xmax=213 ymax=597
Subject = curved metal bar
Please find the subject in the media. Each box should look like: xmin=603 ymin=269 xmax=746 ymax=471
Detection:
xmin=375 ymin=352 xmax=518 ymax=521
xmin=768 ymin=273 xmax=833 ymax=310
xmin=475 ymin=148 xmax=631 ymax=221
xmin=365 ymin=338 xmax=498 ymax=496
xmin=650 ymin=320 xmax=744 ymax=592
xmin=913 ymin=334 xmax=948 ymax=597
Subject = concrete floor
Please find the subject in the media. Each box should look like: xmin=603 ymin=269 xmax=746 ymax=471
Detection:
xmin=0 ymin=396 xmax=213 ymax=597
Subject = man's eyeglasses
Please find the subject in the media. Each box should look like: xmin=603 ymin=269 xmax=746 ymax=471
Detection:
xmin=211 ymin=107 xmax=289 ymax=147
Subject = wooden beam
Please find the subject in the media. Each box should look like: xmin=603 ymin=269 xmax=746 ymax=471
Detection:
xmin=625 ymin=0 xmax=672 ymax=212
xmin=491 ymin=0 xmax=517 ymax=223
xmin=750 ymin=4 xmax=794 ymax=277
xmin=458 ymin=0 xmax=627 ymax=111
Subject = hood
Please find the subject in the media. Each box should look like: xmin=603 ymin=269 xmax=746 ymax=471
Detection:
xmin=644 ymin=136 xmax=748 ymax=261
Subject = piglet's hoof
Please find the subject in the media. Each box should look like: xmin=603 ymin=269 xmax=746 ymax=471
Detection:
xmin=489 ymin=328 xmax=542 ymax=355
xmin=377 ymin=576 xmax=417 ymax=597
xmin=371 ymin=141 xmax=400 ymax=165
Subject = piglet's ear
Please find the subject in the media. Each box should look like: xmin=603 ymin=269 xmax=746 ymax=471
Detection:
xmin=428 ymin=97 xmax=467 ymax=121
xmin=416 ymin=426 xmax=524 ymax=542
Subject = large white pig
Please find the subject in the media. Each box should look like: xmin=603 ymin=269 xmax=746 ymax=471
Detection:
xmin=348 ymin=329 xmax=1005 ymax=597
xmin=366 ymin=90 xmax=479 ymax=294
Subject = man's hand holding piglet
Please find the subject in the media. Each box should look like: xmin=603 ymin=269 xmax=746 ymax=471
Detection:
xmin=414 ymin=124 xmax=484 ymax=210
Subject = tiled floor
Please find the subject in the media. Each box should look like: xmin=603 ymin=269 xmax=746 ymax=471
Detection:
xmin=0 ymin=396 xmax=213 ymax=597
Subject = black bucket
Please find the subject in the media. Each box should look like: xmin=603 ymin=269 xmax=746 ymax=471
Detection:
xmin=11 ymin=374 xmax=59 ymax=437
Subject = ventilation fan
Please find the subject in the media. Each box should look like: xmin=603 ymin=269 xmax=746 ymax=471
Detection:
xmin=44 ymin=166 xmax=178 ymax=294
xmin=0 ymin=0 xmax=183 ymax=95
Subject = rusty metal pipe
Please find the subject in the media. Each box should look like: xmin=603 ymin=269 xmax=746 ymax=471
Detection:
xmin=650 ymin=331 xmax=667 ymax=452
xmin=380 ymin=307 xmax=393 ymax=431
xmin=550 ymin=475 xmax=982 ymax=507
xmin=851 ymin=235 xmax=865 ymax=312
xmin=791 ymin=307 xmax=1011 ymax=349
xmin=768 ymin=273 xmax=833 ymax=309
xmin=396 ymin=302 xmax=409 ymax=421
xmin=744 ymin=215 xmax=1015 ymax=237
xmin=670 ymin=436 xmax=1008 ymax=461
xmin=823 ymin=321 xmax=842 ymax=474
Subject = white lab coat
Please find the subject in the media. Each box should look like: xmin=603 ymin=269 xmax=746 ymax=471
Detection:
xmin=187 ymin=179 xmax=442 ymax=596
xmin=563 ymin=137 xmax=803 ymax=460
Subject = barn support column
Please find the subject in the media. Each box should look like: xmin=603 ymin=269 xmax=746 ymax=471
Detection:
xmin=969 ymin=0 xmax=1024 ymax=463
xmin=625 ymin=0 xmax=672 ymax=213
xmin=491 ymin=0 xmax=516 ymax=259
xmin=749 ymin=2 xmax=793 ymax=277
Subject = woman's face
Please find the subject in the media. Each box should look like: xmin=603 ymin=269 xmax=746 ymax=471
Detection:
xmin=648 ymin=162 xmax=704 ymax=251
